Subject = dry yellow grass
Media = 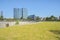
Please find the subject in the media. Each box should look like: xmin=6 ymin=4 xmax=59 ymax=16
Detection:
xmin=0 ymin=22 xmax=60 ymax=40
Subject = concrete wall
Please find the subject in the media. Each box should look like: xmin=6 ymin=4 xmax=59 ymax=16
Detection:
xmin=0 ymin=21 xmax=15 ymax=28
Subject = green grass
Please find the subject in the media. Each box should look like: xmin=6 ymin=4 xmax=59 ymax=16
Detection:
xmin=0 ymin=22 xmax=60 ymax=40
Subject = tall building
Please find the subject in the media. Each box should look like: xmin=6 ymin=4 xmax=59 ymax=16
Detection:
xmin=21 ymin=8 xmax=28 ymax=19
xmin=14 ymin=8 xmax=21 ymax=19
xmin=1 ymin=11 xmax=3 ymax=17
xmin=0 ymin=11 xmax=3 ymax=20
xmin=14 ymin=8 xmax=28 ymax=19
xmin=59 ymin=16 xmax=60 ymax=20
xmin=0 ymin=11 xmax=3 ymax=17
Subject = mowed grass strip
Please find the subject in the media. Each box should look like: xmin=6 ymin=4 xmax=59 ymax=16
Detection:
xmin=0 ymin=22 xmax=60 ymax=40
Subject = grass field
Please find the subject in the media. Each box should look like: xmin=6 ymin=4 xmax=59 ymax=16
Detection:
xmin=0 ymin=22 xmax=60 ymax=40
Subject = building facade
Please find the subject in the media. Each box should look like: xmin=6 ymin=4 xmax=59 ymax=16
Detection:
xmin=21 ymin=8 xmax=28 ymax=19
xmin=59 ymin=16 xmax=60 ymax=20
xmin=0 ymin=11 xmax=3 ymax=17
xmin=14 ymin=8 xmax=28 ymax=20
xmin=28 ymin=15 xmax=36 ymax=20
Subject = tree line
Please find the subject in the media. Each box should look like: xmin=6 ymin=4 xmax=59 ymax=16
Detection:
xmin=0 ymin=15 xmax=60 ymax=21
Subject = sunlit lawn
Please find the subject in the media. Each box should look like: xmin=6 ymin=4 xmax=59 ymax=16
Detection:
xmin=0 ymin=22 xmax=60 ymax=40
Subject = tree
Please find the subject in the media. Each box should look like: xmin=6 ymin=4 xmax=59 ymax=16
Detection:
xmin=46 ymin=15 xmax=58 ymax=21
xmin=46 ymin=17 xmax=50 ymax=21
xmin=0 ymin=16 xmax=3 ymax=20
xmin=35 ymin=16 xmax=40 ymax=22
xmin=50 ymin=15 xmax=57 ymax=21
xmin=27 ymin=17 xmax=33 ymax=21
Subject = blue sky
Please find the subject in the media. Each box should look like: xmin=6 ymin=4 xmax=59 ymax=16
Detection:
xmin=0 ymin=0 xmax=60 ymax=18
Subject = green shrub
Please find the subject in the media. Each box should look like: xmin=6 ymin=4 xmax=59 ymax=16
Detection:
xmin=15 ymin=20 xmax=19 ymax=25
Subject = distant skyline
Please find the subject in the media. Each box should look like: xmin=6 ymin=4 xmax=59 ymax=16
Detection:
xmin=0 ymin=0 xmax=60 ymax=18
